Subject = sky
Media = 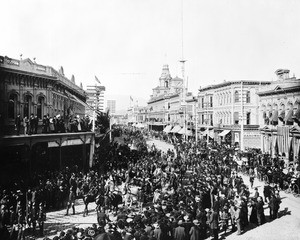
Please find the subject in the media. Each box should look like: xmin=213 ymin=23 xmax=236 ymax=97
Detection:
xmin=1 ymin=0 xmax=300 ymax=111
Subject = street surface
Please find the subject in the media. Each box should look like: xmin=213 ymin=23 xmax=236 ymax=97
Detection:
xmin=40 ymin=139 xmax=300 ymax=240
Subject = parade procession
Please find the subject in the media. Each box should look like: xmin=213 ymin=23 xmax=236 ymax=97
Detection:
xmin=1 ymin=1 xmax=300 ymax=240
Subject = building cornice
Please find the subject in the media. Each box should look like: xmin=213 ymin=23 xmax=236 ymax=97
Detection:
xmin=198 ymin=80 xmax=271 ymax=92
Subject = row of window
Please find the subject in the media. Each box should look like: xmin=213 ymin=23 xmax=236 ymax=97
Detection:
xmin=199 ymin=112 xmax=251 ymax=125
xmin=7 ymin=93 xmax=82 ymax=119
xmin=8 ymin=94 xmax=45 ymax=119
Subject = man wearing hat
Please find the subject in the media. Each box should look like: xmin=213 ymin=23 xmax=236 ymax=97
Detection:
xmin=174 ymin=220 xmax=186 ymax=240
xmin=189 ymin=220 xmax=200 ymax=240
xmin=256 ymin=196 xmax=265 ymax=226
xmin=209 ymin=207 xmax=219 ymax=240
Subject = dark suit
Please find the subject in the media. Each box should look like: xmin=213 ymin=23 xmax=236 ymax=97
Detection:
xmin=174 ymin=225 xmax=186 ymax=240
xmin=210 ymin=211 xmax=219 ymax=240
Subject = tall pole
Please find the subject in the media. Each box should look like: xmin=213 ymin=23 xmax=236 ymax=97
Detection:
xmin=180 ymin=60 xmax=187 ymax=141
xmin=206 ymin=101 xmax=209 ymax=145
xmin=195 ymin=102 xmax=198 ymax=142
xmin=180 ymin=0 xmax=187 ymax=141
xmin=109 ymin=116 xmax=112 ymax=142
xmin=92 ymin=108 xmax=95 ymax=132
xmin=240 ymin=81 xmax=244 ymax=151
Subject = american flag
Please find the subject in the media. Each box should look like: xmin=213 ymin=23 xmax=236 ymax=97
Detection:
xmin=277 ymin=126 xmax=290 ymax=155
xmin=95 ymin=75 xmax=101 ymax=84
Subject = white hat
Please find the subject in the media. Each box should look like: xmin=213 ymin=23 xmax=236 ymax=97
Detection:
xmin=193 ymin=219 xmax=199 ymax=225
xmin=153 ymin=223 xmax=159 ymax=229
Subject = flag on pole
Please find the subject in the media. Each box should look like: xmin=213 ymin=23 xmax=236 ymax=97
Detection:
xmin=95 ymin=75 xmax=101 ymax=84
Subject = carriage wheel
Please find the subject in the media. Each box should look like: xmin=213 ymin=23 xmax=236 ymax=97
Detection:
xmin=263 ymin=175 xmax=269 ymax=184
xmin=293 ymin=184 xmax=300 ymax=198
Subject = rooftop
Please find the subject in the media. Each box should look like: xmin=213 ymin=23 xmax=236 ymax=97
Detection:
xmin=0 ymin=55 xmax=86 ymax=97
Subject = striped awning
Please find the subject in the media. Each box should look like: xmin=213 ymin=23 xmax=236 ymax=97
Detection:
xmin=219 ymin=130 xmax=231 ymax=137
xmin=170 ymin=125 xmax=182 ymax=133
xmin=163 ymin=125 xmax=173 ymax=133
xmin=278 ymin=110 xmax=285 ymax=122
xmin=270 ymin=110 xmax=278 ymax=125
xmin=284 ymin=109 xmax=293 ymax=124
xmin=178 ymin=128 xmax=193 ymax=136
xmin=292 ymin=108 xmax=300 ymax=123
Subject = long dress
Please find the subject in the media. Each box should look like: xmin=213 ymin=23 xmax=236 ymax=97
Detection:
xmin=249 ymin=203 xmax=258 ymax=225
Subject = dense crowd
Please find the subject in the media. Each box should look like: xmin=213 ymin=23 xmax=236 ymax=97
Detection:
xmin=0 ymin=126 xmax=299 ymax=240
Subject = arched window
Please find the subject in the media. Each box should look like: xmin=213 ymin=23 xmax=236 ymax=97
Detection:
xmin=37 ymin=96 xmax=45 ymax=119
xmin=165 ymin=81 xmax=169 ymax=88
xmin=8 ymin=93 xmax=17 ymax=119
xmin=234 ymin=91 xmax=239 ymax=102
xmin=24 ymin=95 xmax=32 ymax=118
xmin=246 ymin=91 xmax=250 ymax=103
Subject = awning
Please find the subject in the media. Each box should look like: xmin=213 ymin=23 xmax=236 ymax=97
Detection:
xmin=278 ymin=110 xmax=285 ymax=122
xmin=292 ymin=108 xmax=300 ymax=123
xmin=170 ymin=125 xmax=182 ymax=133
xmin=178 ymin=128 xmax=193 ymax=136
xmin=284 ymin=109 xmax=293 ymax=124
xmin=270 ymin=110 xmax=278 ymax=125
xmin=163 ymin=125 xmax=173 ymax=133
xmin=149 ymin=122 xmax=166 ymax=126
xmin=66 ymin=90 xmax=91 ymax=110
xmin=219 ymin=130 xmax=231 ymax=137
xmin=136 ymin=123 xmax=145 ymax=128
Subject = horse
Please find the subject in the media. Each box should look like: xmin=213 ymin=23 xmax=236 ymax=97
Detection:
xmin=104 ymin=191 xmax=122 ymax=215
xmin=81 ymin=184 xmax=99 ymax=217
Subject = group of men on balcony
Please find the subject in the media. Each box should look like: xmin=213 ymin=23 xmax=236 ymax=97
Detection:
xmin=13 ymin=114 xmax=92 ymax=136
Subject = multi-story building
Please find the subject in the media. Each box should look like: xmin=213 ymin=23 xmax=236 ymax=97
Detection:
xmin=86 ymin=85 xmax=105 ymax=111
xmin=147 ymin=64 xmax=194 ymax=133
xmin=85 ymin=85 xmax=106 ymax=119
xmin=106 ymin=99 xmax=116 ymax=114
xmin=258 ymin=69 xmax=300 ymax=164
xmin=0 ymin=55 xmax=87 ymax=134
xmin=0 ymin=55 xmax=94 ymax=178
xmin=198 ymin=80 xmax=271 ymax=148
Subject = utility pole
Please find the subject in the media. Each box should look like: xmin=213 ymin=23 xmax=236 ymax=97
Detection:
xmin=206 ymin=100 xmax=209 ymax=145
xmin=194 ymin=100 xmax=198 ymax=142
xmin=179 ymin=0 xmax=187 ymax=141
xmin=240 ymin=81 xmax=244 ymax=151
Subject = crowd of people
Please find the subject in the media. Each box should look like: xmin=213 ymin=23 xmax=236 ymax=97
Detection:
xmin=0 ymin=126 xmax=299 ymax=240
xmin=14 ymin=114 xmax=91 ymax=135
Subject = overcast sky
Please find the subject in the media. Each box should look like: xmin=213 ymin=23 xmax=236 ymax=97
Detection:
xmin=1 ymin=0 xmax=300 ymax=110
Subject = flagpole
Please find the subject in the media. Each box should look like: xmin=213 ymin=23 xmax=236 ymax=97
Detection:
xmin=240 ymin=81 xmax=244 ymax=151
xmin=109 ymin=116 xmax=112 ymax=142
xmin=92 ymin=108 xmax=95 ymax=132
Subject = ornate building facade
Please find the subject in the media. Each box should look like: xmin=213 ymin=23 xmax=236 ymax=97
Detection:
xmin=198 ymin=80 xmax=271 ymax=148
xmin=0 ymin=55 xmax=87 ymax=134
xmin=259 ymin=69 xmax=300 ymax=164
xmin=147 ymin=64 xmax=194 ymax=133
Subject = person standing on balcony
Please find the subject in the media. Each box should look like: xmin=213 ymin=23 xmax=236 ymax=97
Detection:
xmin=29 ymin=113 xmax=35 ymax=135
xmin=15 ymin=114 xmax=22 ymax=135
xmin=42 ymin=115 xmax=47 ymax=133
xmin=23 ymin=116 xmax=29 ymax=135
xmin=34 ymin=115 xmax=38 ymax=134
